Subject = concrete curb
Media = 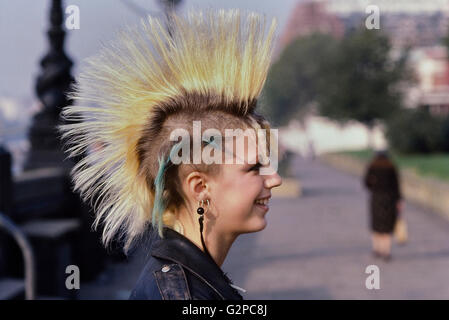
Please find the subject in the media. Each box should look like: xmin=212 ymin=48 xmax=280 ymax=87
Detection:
xmin=320 ymin=153 xmax=449 ymax=221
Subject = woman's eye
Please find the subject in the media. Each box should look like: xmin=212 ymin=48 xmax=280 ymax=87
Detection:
xmin=249 ymin=163 xmax=262 ymax=172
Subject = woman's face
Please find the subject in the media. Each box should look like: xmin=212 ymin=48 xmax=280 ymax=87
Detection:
xmin=208 ymin=132 xmax=282 ymax=237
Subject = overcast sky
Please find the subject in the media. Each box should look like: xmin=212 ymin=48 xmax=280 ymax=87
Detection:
xmin=0 ymin=0 xmax=298 ymax=99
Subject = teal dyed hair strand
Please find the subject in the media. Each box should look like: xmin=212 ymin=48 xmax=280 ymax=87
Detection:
xmin=151 ymin=142 xmax=184 ymax=237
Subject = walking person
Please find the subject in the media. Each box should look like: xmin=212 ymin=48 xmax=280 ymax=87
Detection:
xmin=58 ymin=9 xmax=282 ymax=299
xmin=363 ymin=151 xmax=402 ymax=261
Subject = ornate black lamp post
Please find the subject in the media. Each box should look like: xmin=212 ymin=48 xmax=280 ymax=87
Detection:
xmin=157 ymin=0 xmax=182 ymax=12
xmin=24 ymin=0 xmax=75 ymax=171
xmin=157 ymin=0 xmax=182 ymax=35
xmin=0 ymin=146 xmax=13 ymax=216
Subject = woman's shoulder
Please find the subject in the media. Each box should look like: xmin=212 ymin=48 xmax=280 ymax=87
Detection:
xmin=129 ymin=257 xmax=190 ymax=300
xmin=128 ymin=255 xmax=165 ymax=300
xmin=129 ymin=228 xmax=243 ymax=300
xmin=128 ymin=256 xmax=224 ymax=300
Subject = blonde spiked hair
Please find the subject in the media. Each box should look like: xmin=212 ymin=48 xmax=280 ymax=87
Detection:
xmin=58 ymin=9 xmax=277 ymax=254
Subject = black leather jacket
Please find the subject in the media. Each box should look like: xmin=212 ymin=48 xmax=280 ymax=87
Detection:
xmin=129 ymin=227 xmax=244 ymax=300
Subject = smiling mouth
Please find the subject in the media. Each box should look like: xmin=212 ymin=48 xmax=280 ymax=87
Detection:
xmin=254 ymin=196 xmax=270 ymax=210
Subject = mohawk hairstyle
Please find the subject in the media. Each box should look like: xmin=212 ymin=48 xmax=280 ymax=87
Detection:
xmin=58 ymin=9 xmax=277 ymax=254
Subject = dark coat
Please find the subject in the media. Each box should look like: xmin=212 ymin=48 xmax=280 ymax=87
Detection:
xmin=128 ymin=227 xmax=244 ymax=300
xmin=363 ymin=156 xmax=402 ymax=233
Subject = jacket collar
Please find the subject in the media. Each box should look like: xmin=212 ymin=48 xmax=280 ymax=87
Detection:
xmin=150 ymin=227 xmax=242 ymax=300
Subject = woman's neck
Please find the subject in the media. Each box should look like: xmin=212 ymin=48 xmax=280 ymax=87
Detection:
xmin=176 ymin=208 xmax=237 ymax=267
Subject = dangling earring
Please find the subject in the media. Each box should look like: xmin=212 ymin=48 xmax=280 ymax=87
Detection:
xmin=197 ymin=199 xmax=209 ymax=233
xmin=197 ymin=199 xmax=213 ymax=261
xmin=197 ymin=199 xmax=209 ymax=215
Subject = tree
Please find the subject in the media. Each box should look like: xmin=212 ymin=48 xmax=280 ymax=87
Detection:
xmin=386 ymin=108 xmax=445 ymax=153
xmin=317 ymin=28 xmax=408 ymax=148
xmin=260 ymin=33 xmax=338 ymax=126
xmin=442 ymin=25 xmax=449 ymax=54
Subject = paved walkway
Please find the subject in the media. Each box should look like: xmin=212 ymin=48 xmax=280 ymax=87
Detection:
xmin=79 ymin=154 xmax=449 ymax=299
xmin=224 ymin=155 xmax=449 ymax=299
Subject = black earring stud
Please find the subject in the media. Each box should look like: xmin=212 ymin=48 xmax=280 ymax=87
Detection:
xmin=197 ymin=199 xmax=207 ymax=215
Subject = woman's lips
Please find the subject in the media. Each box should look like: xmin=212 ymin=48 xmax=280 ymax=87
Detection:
xmin=254 ymin=196 xmax=270 ymax=212
xmin=254 ymin=202 xmax=269 ymax=212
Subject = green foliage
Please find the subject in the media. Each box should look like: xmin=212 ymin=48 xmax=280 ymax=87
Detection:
xmin=442 ymin=25 xmax=449 ymax=53
xmin=441 ymin=115 xmax=449 ymax=151
xmin=338 ymin=149 xmax=374 ymax=162
xmin=261 ymin=28 xmax=409 ymax=130
xmin=317 ymin=28 xmax=407 ymax=128
xmin=260 ymin=33 xmax=338 ymax=126
xmin=385 ymin=108 xmax=447 ymax=153
xmin=396 ymin=153 xmax=449 ymax=181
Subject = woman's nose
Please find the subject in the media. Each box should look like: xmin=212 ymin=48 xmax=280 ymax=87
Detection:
xmin=264 ymin=171 xmax=282 ymax=189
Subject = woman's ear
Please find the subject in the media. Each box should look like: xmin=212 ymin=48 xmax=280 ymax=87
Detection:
xmin=184 ymin=171 xmax=209 ymax=202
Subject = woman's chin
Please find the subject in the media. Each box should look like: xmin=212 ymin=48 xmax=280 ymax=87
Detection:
xmin=234 ymin=209 xmax=269 ymax=234
xmin=247 ymin=218 xmax=267 ymax=233
xmin=256 ymin=221 xmax=267 ymax=232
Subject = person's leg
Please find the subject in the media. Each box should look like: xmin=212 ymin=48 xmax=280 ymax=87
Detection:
xmin=372 ymin=232 xmax=380 ymax=256
xmin=383 ymin=234 xmax=392 ymax=257
xmin=378 ymin=233 xmax=385 ymax=255
xmin=378 ymin=233 xmax=392 ymax=260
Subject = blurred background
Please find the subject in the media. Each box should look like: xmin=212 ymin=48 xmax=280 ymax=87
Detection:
xmin=1 ymin=0 xmax=449 ymax=300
